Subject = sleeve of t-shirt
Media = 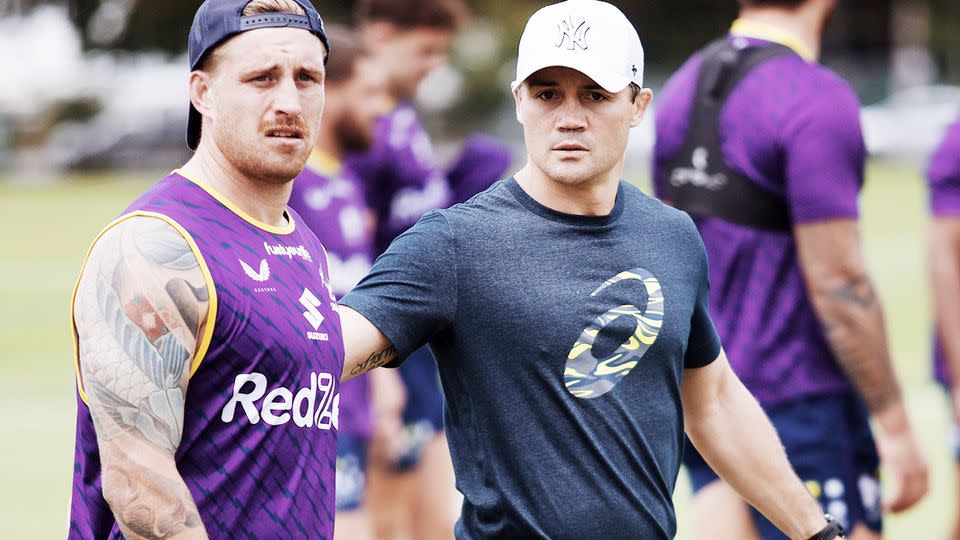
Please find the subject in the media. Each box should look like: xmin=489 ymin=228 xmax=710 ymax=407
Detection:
xmin=780 ymin=73 xmax=865 ymax=224
xmin=928 ymin=119 xmax=960 ymax=217
xmin=339 ymin=211 xmax=457 ymax=363
xmin=683 ymin=217 xmax=722 ymax=369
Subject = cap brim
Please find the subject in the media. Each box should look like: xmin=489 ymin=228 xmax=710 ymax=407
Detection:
xmin=511 ymin=56 xmax=631 ymax=94
xmin=186 ymin=104 xmax=201 ymax=151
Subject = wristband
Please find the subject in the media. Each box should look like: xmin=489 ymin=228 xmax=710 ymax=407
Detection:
xmin=807 ymin=514 xmax=845 ymax=540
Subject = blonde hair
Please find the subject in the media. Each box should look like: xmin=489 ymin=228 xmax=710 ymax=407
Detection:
xmin=197 ymin=0 xmax=310 ymax=72
xmin=241 ymin=0 xmax=306 ymax=17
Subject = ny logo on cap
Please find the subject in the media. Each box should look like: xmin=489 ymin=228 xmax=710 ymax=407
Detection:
xmin=556 ymin=16 xmax=589 ymax=51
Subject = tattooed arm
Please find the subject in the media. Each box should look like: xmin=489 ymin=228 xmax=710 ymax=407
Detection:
xmin=74 ymin=217 xmax=210 ymax=539
xmin=339 ymin=305 xmax=397 ymax=381
xmin=795 ymin=219 xmax=928 ymax=512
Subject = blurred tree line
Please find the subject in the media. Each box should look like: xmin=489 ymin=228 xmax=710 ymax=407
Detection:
xmin=6 ymin=0 xmax=960 ymax=132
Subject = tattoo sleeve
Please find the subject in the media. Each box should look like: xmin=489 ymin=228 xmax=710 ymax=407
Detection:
xmin=75 ymin=217 xmax=209 ymax=539
xmin=798 ymin=221 xmax=903 ymax=416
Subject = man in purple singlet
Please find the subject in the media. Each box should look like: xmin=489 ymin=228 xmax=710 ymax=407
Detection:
xmin=288 ymin=25 xmax=402 ymax=540
xmin=654 ymin=0 xmax=928 ymax=538
xmin=68 ymin=1 xmax=341 ymax=538
xmin=927 ymin=116 xmax=960 ymax=540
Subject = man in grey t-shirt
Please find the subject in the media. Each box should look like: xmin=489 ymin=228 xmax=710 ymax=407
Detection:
xmin=338 ymin=1 xmax=845 ymax=538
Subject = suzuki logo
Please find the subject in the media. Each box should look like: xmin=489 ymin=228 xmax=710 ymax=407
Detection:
xmin=300 ymin=288 xmax=324 ymax=331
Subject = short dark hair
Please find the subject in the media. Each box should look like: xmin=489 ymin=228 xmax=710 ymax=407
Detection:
xmin=629 ymin=83 xmax=641 ymax=102
xmin=324 ymin=24 xmax=365 ymax=84
xmin=737 ymin=0 xmax=807 ymax=7
xmin=354 ymin=0 xmax=467 ymax=30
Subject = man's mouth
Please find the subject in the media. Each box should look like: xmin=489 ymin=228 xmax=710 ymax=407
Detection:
xmin=265 ymin=128 xmax=304 ymax=139
xmin=554 ymin=142 xmax=588 ymax=151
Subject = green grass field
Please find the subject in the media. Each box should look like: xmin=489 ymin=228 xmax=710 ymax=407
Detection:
xmin=0 ymin=162 xmax=953 ymax=538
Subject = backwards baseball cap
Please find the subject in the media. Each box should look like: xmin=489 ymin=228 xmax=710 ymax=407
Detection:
xmin=512 ymin=0 xmax=644 ymax=94
xmin=185 ymin=0 xmax=330 ymax=150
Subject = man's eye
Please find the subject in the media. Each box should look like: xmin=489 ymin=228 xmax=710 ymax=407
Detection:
xmin=254 ymin=74 xmax=270 ymax=82
xmin=298 ymin=73 xmax=314 ymax=82
xmin=538 ymin=91 xmax=557 ymax=100
xmin=587 ymin=92 xmax=607 ymax=102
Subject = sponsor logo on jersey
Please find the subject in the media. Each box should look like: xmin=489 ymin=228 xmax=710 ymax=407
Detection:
xmin=669 ymin=146 xmax=728 ymax=190
xmin=300 ymin=287 xmax=329 ymax=341
xmin=221 ymin=371 xmax=339 ymax=430
xmin=264 ymin=242 xmax=313 ymax=262
xmin=239 ymin=258 xmax=270 ymax=281
xmin=238 ymin=258 xmax=277 ymax=293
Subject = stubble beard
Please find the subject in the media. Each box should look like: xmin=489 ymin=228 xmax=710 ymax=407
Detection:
xmin=223 ymin=135 xmax=312 ymax=186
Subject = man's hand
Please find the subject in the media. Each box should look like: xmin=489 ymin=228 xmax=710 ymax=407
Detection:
xmin=873 ymin=406 xmax=929 ymax=513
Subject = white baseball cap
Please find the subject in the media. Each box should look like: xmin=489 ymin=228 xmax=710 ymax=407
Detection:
xmin=512 ymin=0 xmax=644 ymax=94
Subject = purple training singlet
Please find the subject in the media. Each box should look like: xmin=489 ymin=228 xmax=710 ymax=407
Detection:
xmin=69 ymin=171 xmax=343 ymax=539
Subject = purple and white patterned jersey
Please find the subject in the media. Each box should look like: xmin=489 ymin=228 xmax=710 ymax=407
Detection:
xmin=346 ymin=101 xmax=452 ymax=253
xmin=929 ymin=117 xmax=960 ymax=386
xmin=69 ymin=171 xmax=343 ymax=539
xmin=291 ymin=151 xmax=375 ymax=439
xmin=654 ymin=24 xmax=865 ymax=406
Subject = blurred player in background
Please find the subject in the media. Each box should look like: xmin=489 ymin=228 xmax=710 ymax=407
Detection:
xmin=655 ymin=0 xmax=928 ymax=538
xmin=349 ymin=1 xmax=511 ymax=538
xmin=927 ymin=116 xmax=960 ymax=540
xmin=335 ymin=2 xmax=849 ymax=538
xmin=68 ymin=0 xmax=341 ymax=537
xmin=287 ymin=24 xmax=403 ymax=540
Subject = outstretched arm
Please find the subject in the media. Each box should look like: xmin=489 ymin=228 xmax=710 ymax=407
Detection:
xmin=795 ymin=219 xmax=928 ymax=512
xmin=683 ymin=350 xmax=827 ymax=540
xmin=75 ymin=216 xmax=210 ymax=540
xmin=340 ymin=305 xmax=397 ymax=381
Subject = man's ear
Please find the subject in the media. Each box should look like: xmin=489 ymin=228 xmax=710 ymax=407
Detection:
xmin=630 ymin=87 xmax=654 ymax=128
xmin=189 ymin=70 xmax=215 ymax=121
xmin=513 ymin=84 xmax=524 ymax=125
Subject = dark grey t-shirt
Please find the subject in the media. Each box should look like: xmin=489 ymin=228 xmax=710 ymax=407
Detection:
xmin=342 ymin=178 xmax=721 ymax=539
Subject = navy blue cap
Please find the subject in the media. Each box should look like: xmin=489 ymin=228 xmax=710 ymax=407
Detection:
xmin=186 ymin=0 xmax=330 ymax=150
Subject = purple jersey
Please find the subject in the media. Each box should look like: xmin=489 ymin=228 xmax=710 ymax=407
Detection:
xmin=346 ymin=101 xmax=452 ymax=252
xmin=929 ymin=118 xmax=960 ymax=386
xmin=654 ymin=27 xmax=865 ymax=405
xmin=69 ymin=171 xmax=343 ymax=539
xmin=291 ymin=151 xmax=375 ymax=439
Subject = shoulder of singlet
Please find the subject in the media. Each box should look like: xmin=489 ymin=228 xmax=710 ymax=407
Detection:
xmin=71 ymin=205 xmax=218 ymax=404
xmin=752 ymin=51 xmax=858 ymax=102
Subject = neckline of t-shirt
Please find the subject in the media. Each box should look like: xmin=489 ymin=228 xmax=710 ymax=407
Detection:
xmin=504 ymin=177 xmax=625 ymax=227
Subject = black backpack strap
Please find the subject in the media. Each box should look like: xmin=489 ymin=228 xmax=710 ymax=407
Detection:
xmin=663 ymin=39 xmax=798 ymax=232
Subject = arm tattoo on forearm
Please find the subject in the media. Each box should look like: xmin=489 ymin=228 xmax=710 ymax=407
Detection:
xmin=351 ymin=344 xmax=397 ymax=376
xmin=816 ymin=275 xmax=900 ymax=413
xmin=77 ymin=217 xmax=209 ymax=538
